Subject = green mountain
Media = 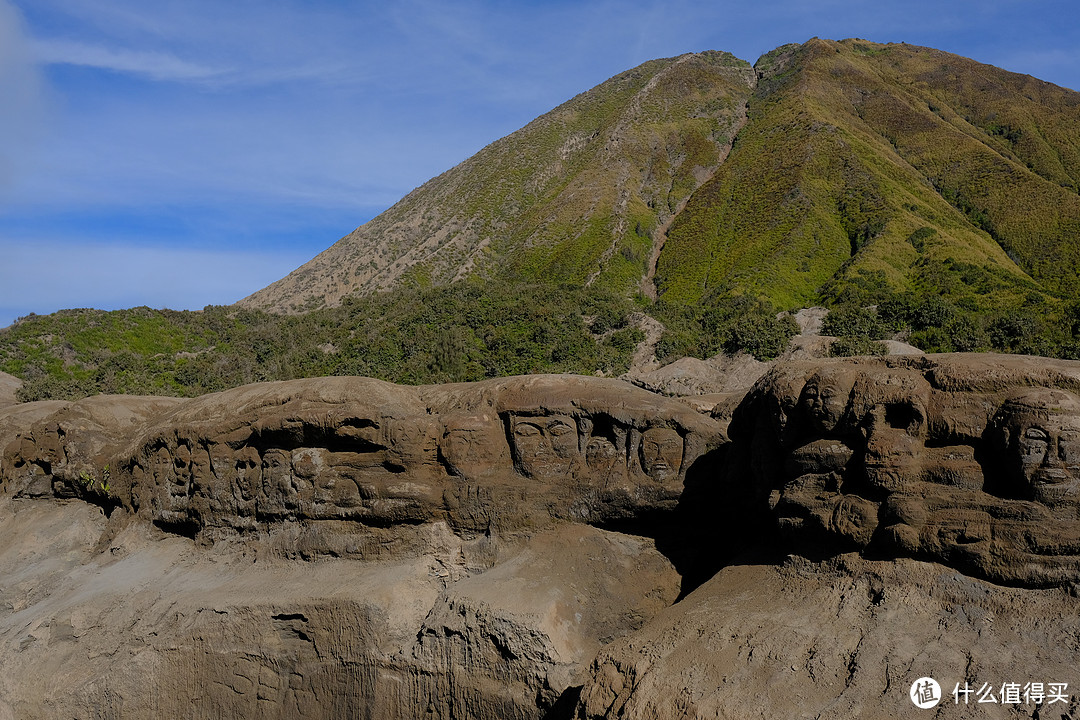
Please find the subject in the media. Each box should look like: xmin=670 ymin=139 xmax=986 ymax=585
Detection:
xmin=243 ymin=38 xmax=1080 ymax=319
xmin=6 ymin=38 xmax=1080 ymax=401
xmin=658 ymin=39 xmax=1080 ymax=310
xmin=241 ymin=51 xmax=756 ymax=312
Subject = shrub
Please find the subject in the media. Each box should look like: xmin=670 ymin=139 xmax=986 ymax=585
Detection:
xmin=829 ymin=336 xmax=887 ymax=357
xmin=821 ymin=305 xmax=886 ymax=339
xmin=947 ymin=316 xmax=988 ymax=352
xmin=725 ymin=313 xmax=799 ymax=360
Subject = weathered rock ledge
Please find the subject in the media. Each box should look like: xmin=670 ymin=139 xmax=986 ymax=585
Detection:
xmin=2 ymin=355 xmax=1079 ymax=719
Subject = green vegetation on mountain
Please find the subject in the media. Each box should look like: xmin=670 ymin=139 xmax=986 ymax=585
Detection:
xmin=657 ymin=38 xmax=1079 ymax=314
xmin=244 ymin=50 xmax=755 ymax=312
xmin=6 ymin=38 xmax=1080 ymax=401
xmin=825 ymin=292 xmax=1080 ymax=357
xmin=652 ymin=295 xmax=799 ymax=362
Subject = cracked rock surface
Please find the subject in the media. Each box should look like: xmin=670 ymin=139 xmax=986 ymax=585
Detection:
xmin=2 ymin=357 xmax=1080 ymax=718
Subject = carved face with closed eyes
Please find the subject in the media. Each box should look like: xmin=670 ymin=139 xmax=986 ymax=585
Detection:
xmin=510 ymin=414 xmax=579 ymax=480
xmin=992 ymin=388 xmax=1080 ymax=508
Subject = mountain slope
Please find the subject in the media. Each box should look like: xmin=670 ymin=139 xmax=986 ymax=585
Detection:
xmin=657 ymin=38 xmax=1080 ymax=309
xmin=243 ymin=38 xmax=1080 ymax=321
xmin=241 ymin=51 xmax=755 ymax=313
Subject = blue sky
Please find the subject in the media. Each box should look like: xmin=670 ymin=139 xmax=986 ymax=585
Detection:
xmin=2 ymin=0 xmax=1078 ymax=328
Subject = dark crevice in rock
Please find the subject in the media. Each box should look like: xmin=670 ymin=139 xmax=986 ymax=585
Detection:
xmin=541 ymin=684 xmax=581 ymax=720
xmin=152 ymin=517 xmax=199 ymax=540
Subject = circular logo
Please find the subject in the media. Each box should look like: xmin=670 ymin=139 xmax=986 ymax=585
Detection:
xmin=910 ymin=677 xmax=942 ymax=709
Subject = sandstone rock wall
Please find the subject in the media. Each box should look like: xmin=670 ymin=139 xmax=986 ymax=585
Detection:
xmin=578 ymin=555 xmax=1080 ymax=720
xmin=729 ymin=354 xmax=1080 ymax=586
xmin=0 ymin=375 xmax=716 ymax=719
xmin=2 ymin=357 xmax=1079 ymax=719
xmin=0 ymin=503 xmax=677 ymax=720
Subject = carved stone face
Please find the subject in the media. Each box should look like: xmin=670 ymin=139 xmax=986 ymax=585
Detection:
xmin=150 ymin=445 xmax=188 ymax=516
xmin=234 ymin=447 xmax=261 ymax=503
xmin=771 ymin=470 xmax=880 ymax=548
xmin=167 ymin=445 xmax=190 ymax=500
xmin=799 ymin=368 xmax=854 ymax=435
xmin=586 ymin=436 xmax=619 ymax=474
xmin=993 ymin=388 xmax=1080 ymax=507
xmin=261 ymin=448 xmax=296 ymax=513
xmin=861 ymin=399 xmax=928 ymax=493
xmin=767 ymin=369 xmax=934 ymax=550
xmin=640 ymin=428 xmax=683 ymax=482
xmin=384 ymin=417 xmax=438 ymax=473
xmin=829 ymin=494 xmax=880 ymax=546
xmin=744 ymin=359 xmax=1080 ymax=586
xmin=511 ymin=414 xmax=578 ymax=480
xmin=441 ymin=414 xmax=508 ymax=481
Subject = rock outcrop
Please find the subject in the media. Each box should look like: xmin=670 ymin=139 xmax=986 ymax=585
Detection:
xmin=578 ymin=555 xmax=1080 ymax=720
xmin=0 ymin=372 xmax=20 ymax=408
xmin=731 ymin=353 xmax=1080 ymax=587
xmin=2 ymin=394 xmax=186 ymax=501
xmin=97 ymin=375 xmax=724 ymax=546
xmin=0 ymin=375 xmax=719 ymax=719
xmin=2 ymin=356 xmax=1079 ymax=718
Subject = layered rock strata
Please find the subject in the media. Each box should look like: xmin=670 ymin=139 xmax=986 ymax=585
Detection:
xmin=2 ymin=356 xmax=1079 ymax=719
xmin=0 ymin=375 xmax=720 ymax=719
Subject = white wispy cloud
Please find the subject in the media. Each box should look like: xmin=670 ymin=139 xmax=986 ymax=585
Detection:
xmin=30 ymin=37 xmax=225 ymax=82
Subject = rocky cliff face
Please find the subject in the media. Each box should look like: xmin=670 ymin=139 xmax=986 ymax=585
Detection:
xmin=2 ymin=356 xmax=1079 ymax=718
xmin=731 ymin=353 xmax=1080 ymax=587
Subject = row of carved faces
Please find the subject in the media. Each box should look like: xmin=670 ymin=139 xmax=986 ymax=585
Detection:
xmin=395 ymin=412 xmax=683 ymax=483
xmin=782 ymin=367 xmax=1080 ymax=505
xmin=757 ymin=366 xmax=1080 ymax=584
xmin=132 ymin=412 xmax=687 ymax=521
xmin=138 ymin=440 xmax=445 ymax=523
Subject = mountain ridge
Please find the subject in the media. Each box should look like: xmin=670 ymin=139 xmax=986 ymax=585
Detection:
xmin=240 ymin=38 xmax=1080 ymax=319
xmin=239 ymin=50 xmax=757 ymax=312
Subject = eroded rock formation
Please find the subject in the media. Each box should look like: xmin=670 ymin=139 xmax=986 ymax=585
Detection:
xmin=2 ymin=356 xmax=1079 ymax=719
xmin=732 ymin=354 xmax=1080 ymax=586
xmin=0 ymin=375 xmax=719 ymax=719
xmin=97 ymin=375 xmax=724 ymax=546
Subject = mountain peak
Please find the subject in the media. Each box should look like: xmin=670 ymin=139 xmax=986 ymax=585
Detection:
xmin=239 ymin=51 xmax=756 ymax=313
xmin=240 ymin=39 xmax=1080 ymax=323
